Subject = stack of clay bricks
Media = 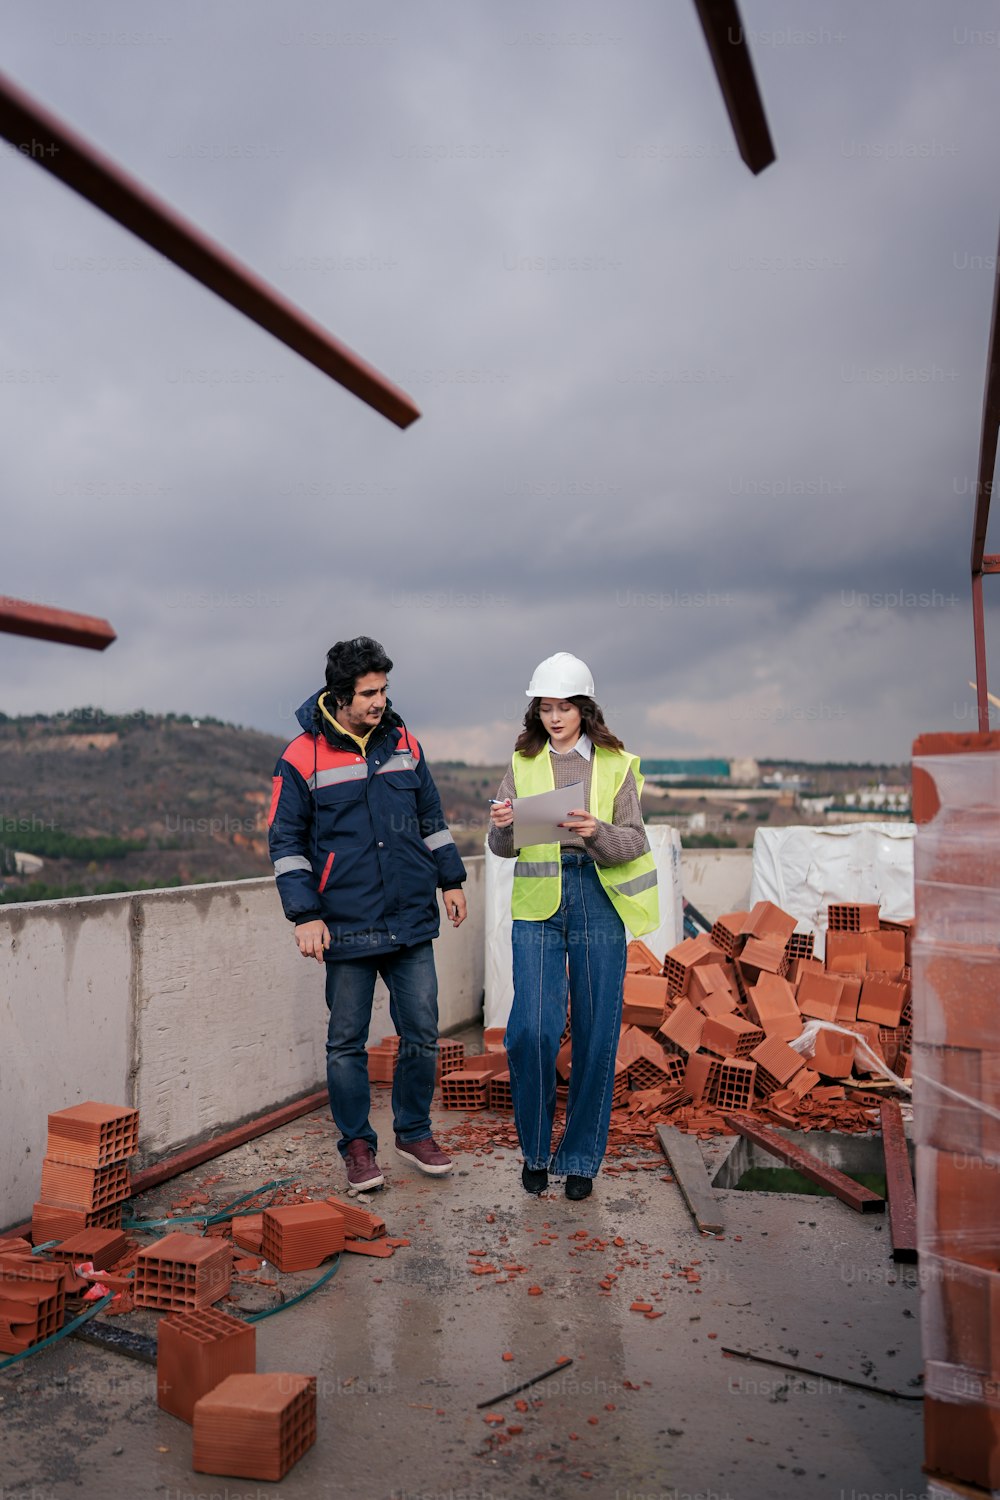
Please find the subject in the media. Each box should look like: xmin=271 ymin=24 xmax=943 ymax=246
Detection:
xmin=368 ymin=1035 xmax=466 ymax=1086
xmin=911 ymin=730 xmax=1000 ymax=1494
xmin=441 ymin=1050 xmax=507 ymax=1111
xmin=157 ymin=1305 xmax=317 ymax=1480
xmin=32 ymin=1101 xmax=139 ymax=1245
xmin=0 ymin=1242 xmax=69 ymax=1354
xmin=367 ymin=1034 xmax=399 ymax=1085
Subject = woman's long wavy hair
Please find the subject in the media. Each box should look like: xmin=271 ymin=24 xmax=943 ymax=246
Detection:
xmin=515 ymin=696 xmax=625 ymax=757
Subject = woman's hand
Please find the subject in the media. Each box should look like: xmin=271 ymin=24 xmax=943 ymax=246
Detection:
xmin=561 ymin=808 xmax=598 ymax=838
xmin=490 ymin=798 xmax=514 ymax=828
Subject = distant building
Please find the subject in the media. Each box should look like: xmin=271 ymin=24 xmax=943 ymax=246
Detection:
xmin=642 ymin=758 xmax=730 ymax=782
xmin=729 ymin=757 xmax=760 ymax=786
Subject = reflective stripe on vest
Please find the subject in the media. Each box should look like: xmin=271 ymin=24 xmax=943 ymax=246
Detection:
xmin=509 ymin=746 xmax=659 ymax=936
xmin=311 ymin=763 xmax=367 ymax=789
xmin=424 ymin=828 xmax=455 ymax=851
xmin=374 ymin=752 xmax=418 ymax=774
xmin=274 ymin=854 xmax=312 ymax=877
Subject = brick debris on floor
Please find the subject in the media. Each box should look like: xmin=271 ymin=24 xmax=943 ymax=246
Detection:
xmin=1 ymin=1098 xmax=413 ymax=1483
xmin=422 ymin=900 xmax=912 ymax=1157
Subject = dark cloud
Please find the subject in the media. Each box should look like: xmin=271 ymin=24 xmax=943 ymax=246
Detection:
xmin=2 ymin=0 xmax=998 ymax=762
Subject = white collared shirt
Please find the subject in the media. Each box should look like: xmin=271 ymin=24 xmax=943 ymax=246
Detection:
xmin=549 ymin=732 xmax=592 ymax=759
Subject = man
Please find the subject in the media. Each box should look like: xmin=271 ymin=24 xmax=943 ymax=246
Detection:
xmin=269 ymin=636 xmax=467 ymax=1190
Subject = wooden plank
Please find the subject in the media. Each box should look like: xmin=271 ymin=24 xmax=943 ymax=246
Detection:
xmin=723 ymin=1112 xmax=886 ymax=1214
xmin=656 ymin=1125 xmax=725 ymax=1234
xmin=879 ymin=1099 xmax=918 ymax=1262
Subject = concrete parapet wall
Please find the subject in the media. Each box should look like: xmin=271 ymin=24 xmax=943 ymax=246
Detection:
xmin=1 ymin=859 xmax=486 ymax=1228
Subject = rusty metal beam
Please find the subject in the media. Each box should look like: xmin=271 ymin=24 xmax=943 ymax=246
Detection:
xmin=879 ymin=1099 xmax=917 ymax=1263
xmin=0 ymin=70 xmax=420 ymax=430
xmin=692 ymin=0 xmax=776 ymax=175
xmin=723 ymin=1112 xmax=886 ymax=1213
xmin=0 ymin=596 xmax=116 ymax=650
xmin=970 ymin=221 xmax=1000 ymax=730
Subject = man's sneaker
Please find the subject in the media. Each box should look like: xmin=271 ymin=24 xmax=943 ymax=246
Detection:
xmin=394 ymin=1134 xmax=453 ymax=1177
xmin=344 ymin=1140 xmax=384 ymax=1191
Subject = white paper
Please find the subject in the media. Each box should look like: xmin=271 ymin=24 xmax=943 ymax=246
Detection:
xmin=511 ymin=782 xmax=585 ymax=849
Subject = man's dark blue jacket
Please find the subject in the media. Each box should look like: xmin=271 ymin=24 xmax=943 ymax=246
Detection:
xmin=268 ymin=691 xmax=466 ymax=960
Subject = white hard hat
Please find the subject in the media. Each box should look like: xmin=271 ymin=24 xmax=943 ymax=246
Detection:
xmin=526 ymin=652 xmax=595 ymax=699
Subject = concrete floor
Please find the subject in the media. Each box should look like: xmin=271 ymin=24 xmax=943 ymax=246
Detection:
xmin=1 ymin=1049 xmax=924 ymax=1500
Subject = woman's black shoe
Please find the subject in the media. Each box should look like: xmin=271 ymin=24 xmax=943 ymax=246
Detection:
xmin=521 ymin=1165 xmax=548 ymax=1194
xmin=565 ymin=1175 xmax=592 ymax=1201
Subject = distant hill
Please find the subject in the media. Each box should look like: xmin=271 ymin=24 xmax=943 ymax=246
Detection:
xmin=0 ymin=709 xmax=499 ymax=903
xmin=0 ymin=709 xmax=283 ymax=902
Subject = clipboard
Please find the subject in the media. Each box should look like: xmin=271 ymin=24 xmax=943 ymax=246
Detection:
xmin=511 ymin=782 xmax=585 ymax=849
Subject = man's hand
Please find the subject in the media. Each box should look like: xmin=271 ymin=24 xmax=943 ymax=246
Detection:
xmin=442 ymin=889 xmax=467 ymax=928
xmin=295 ymin=919 xmax=331 ymax=961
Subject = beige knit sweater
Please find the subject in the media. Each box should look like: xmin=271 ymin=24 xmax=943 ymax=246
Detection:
xmin=487 ymin=744 xmax=648 ymax=865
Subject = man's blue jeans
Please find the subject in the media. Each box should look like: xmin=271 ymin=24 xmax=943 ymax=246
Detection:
xmin=506 ymin=853 xmax=626 ymax=1179
xmin=324 ymin=941 xmax=440 ymax=1158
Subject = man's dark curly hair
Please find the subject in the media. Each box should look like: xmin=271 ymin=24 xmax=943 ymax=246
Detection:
xmin=325 ymin=636 xmax=393 ymax=708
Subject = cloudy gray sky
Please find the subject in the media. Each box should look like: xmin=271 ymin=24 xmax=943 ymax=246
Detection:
xmin=2 ymin=0 xmax=998 ymax=764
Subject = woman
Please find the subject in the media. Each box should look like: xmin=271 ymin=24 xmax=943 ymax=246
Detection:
xmin=488 ymin=652 xmax=659 ymax=1200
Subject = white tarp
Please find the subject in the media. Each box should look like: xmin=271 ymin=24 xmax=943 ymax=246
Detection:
xmin=750 ymin=822 xmax=916 ymax=959
xmin=483 ymin=824 xmax=684 ymax=1030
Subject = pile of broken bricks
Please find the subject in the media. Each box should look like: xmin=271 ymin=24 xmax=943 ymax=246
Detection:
xmin=3 ymin=1098 xmax=410 ymax=1483
xmin=428 ymin=900 xmax=912 ymax=1145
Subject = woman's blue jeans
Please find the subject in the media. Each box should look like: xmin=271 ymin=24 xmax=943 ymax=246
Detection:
xmin=506 ymin=853 xmax=626 ymax=1179
xmin=324 ymin=941 xmax=440 ymax=1158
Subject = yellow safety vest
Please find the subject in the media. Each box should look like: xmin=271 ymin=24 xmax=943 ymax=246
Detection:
xmin=510 ymin=745 xmax=659 ymax=935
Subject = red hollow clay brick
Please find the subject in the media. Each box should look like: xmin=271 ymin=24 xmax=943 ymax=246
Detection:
xmin=827 ymin=902 xmax=880 ymax=934
xmin=747 ymin=973 xmax=802 ymax=1040
xmin=738 ymin=937 xmax=786 ymax=983
xmin=663 ymin=935 xmax=726 ymax=998
xmin=749 ymin=1035 xmax=805 ymax=1092
xmin=683 ymin=1051 xmax=722 ymax=1104
xmin=657 ymin=999 xmax=705 ymax=1056
xmin=710 ymin=911 xmax=750 ymax=958
xmin=0 ymin=1280 xmax=65 ymax=1353
xmin=701 ymin=1015 xmax=765 ymax=1060
xmin=323 ymin=1197 xmax=385 ymax=1240
xmin=158 ymin=1306 xmax=256 ymax=1424
xmin=796 ymin=971 xmax=844 ymax=1023
xmin=46 ymin=1101 xmax=139 ymax=1168
xmin=440 ymin=1071 xmax=488 ymax=1111
xmin=261 ymin=1204 xmax=346 ymax=1273
xmin=134 ymin=1233 xmax=232 ymax=1311
xmin=863 ymin=929 xmax=906 ymax=975
xmin=825 ymin=932 xmax=868 ymax=975
xmin=808 ymin=1029 xmax=856 ymax=1079
xmin=44 ymin=1228 xmax=128 ymax=1269
xmin=857 ymin=977 xmax=907 ymax=1027
xmin=741 ymin=901 xmax=797 ymax=945
xmin=39 ymin=1159 xmax=130 ymax=1212
xmin=31 ymin=1202 xmax=122 ymax=1244
xmin=626 ymin=939 xmax=662 ymax=973
xmin=193 ymin=1372 xmax=317 ymax=1482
